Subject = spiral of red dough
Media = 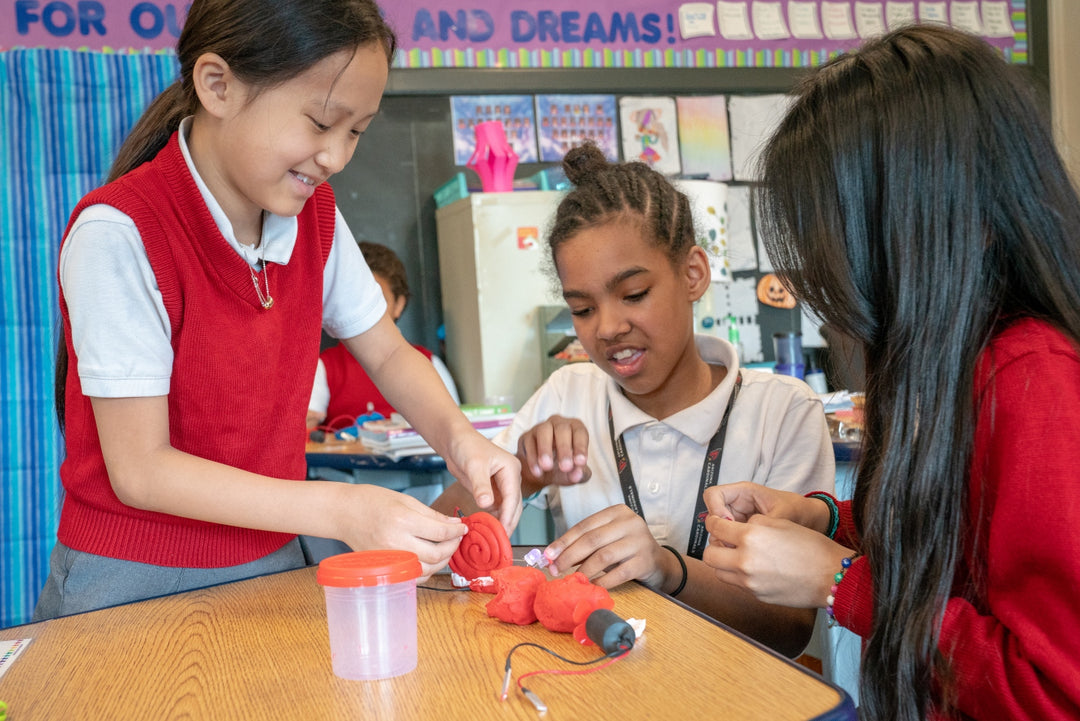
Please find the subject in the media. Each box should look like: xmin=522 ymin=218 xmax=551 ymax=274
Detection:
xmin=449 ymin=511 xmax=513 ymax=580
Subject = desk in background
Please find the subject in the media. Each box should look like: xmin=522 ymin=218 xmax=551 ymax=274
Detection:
xmin=0 ymin=562 xmax=855 ymax=720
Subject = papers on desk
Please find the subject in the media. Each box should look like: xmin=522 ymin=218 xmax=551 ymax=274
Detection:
xmin=355 ymin=411 xmax=514 ymax=460
xmin=0 ymin=638 xmax=31 ymax=679
xmin=820 ymin=390 xmax=856 ymax=414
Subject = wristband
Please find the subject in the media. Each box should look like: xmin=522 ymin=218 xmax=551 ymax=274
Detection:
xmin=661 ymin=544 xmax=688 ymax=597
xmin=806 ymin=491 xmax=840 ymax=539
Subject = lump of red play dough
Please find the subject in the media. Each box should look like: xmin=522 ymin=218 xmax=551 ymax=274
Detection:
xmin=534 ymin=572 xmax=613 ymax=633
xmin=449 ymin=511 xmax=512 ymax=591
xmin=485 ymin=565 xmax=547 ymax=625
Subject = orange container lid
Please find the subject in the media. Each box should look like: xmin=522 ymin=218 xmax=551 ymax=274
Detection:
xmin=317 ymin=550 xmax=422 ymax=587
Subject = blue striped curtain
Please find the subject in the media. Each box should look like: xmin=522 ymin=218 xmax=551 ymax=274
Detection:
xmin=0 ymin=49 xmax=178 ymax=628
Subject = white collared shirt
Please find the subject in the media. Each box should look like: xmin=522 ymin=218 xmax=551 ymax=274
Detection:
xmin=494 ymin=335 xmax=835 ymax=551
xmin=60 ymin=117 xmax=385 ymax=398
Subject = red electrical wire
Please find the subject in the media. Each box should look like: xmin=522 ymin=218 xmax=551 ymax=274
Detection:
xmin=515 ymin=647 xmax=631 ymax=690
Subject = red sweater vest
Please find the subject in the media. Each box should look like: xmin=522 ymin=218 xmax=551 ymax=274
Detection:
xmin=321 ymin=342 xmax=433 ymax=429
xmin=57 ymin=132 xmax=335 ymax=567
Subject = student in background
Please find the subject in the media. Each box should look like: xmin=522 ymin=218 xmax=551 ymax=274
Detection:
xmin=308 ymin=241 xmax=459 ymax=430
xmin=37 ymin=0 xmax=520 ymax=621
xmin=435 ymin=142 xmax=834 ymax=657
xmin=702 ymin=26 xmax=1080 ymax=720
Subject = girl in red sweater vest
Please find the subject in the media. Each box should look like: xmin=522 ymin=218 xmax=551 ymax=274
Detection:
xmin=702 ymin=26 xmax=1080 ymax=721
xmin=37 ymin=0 xmax=520 ymax=621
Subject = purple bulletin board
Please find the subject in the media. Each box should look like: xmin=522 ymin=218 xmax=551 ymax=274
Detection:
xmin=3 ymin=1 xmax=1030 ymax=69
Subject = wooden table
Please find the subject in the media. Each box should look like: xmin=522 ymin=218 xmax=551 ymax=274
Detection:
xmin=0 ymin=565 xmax=855 ymax=720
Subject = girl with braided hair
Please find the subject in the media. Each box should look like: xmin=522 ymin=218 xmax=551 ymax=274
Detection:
xmin=435 ymin=142 xmax=834 ymax=657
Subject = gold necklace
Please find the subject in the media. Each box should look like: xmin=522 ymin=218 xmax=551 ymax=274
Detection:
xmin=249 ymin=260 xmax=274 ymax=309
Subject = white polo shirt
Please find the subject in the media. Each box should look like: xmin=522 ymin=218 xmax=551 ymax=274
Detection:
xmin=60 ymin=117 xmax=385 ymax=398
xmin=494 ymin=335 xmax=836 ymax=552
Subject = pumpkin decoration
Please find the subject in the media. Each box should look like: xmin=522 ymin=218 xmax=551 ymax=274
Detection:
xmin=757 ymin=273 xmax=797 ymax=309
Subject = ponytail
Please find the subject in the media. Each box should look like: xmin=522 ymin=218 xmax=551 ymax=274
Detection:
xmin=107 ymin=80 xmax=193 ymax=182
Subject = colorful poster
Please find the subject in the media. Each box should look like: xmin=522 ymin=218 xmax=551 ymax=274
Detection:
xmin=619 ymin=96 xmax=681 ymax=175
xmin=2 ymin=1 xmax=1030 ymax=68
xmin=535 ymin=94 xmax=618 ymax=163
xmin=676 ymin=95 xmax=732 ymax=181
xmin=450 ymin=95 xmax=538 ymax=165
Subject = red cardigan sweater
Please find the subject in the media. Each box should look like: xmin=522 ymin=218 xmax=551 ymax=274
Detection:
xmin=57 ymin=132 xmax=335 ymax=567
xmin=320 ymin=341 xmax=433 ymax=429
xmin=832 ymin=319 xmax=1080 ymax=720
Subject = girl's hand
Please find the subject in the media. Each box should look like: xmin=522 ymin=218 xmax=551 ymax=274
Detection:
xmin=443 ymin=431 xmax=523 ymax=535
xmin=544 ymin=505 xmax=673 ymax=592
xmin=703 ymin=513 xmax=853 ymax=608
xmin=335 ymin=484 xmax=467 ymax=580
xmin=516 ymin=415 xmax=592 ymax=494
xmin=703 ymin=482 xmax=831 ymax=534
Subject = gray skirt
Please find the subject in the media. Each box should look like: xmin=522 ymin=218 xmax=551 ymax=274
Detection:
xmin=32 ymin=537 xmax=307 ymax=622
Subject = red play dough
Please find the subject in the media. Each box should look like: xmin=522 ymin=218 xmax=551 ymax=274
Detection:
xmin=449 ymin=511 xmax=512 ymax=588
xmin=533 ymin=572 xmax=613 ymax=633
xmin=572 ymin=592 xmax=616 ymax=646
xmin=485 ymin=566 xmax=547 ymax=625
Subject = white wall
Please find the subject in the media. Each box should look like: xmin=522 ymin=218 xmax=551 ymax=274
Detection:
xmin=1049 ymin=0 xmax=1080 ymax=184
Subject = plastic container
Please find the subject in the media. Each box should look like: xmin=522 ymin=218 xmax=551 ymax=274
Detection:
xmin=804 ymin=347 xmax=828 ymax=393
xmin=773 ymin=332 xmax=805 ymax=380
xmin=316 ymin=550 xmax=422 ymax=680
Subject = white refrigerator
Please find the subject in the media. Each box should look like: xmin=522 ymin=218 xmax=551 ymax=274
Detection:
xmin=436 ymin=191 xmax=565 ymax=410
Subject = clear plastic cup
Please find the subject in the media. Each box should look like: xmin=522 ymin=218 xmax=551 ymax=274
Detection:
xmin=316 ymin=550 xmax=422 ymax=680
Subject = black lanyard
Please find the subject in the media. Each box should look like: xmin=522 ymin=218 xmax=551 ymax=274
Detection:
xmin=608 ymin=370 xmax=742 ymax=560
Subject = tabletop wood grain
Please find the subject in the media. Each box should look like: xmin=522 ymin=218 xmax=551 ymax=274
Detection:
xmin=0 ymin=565 xmax=851 ymax=720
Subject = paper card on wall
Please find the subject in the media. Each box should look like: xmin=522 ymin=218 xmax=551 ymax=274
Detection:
xmin=717 ymin=1 xmax=754 ymax=40
xmin=451 ymin=95 xmax=538 ymax=166
xmin=885 ymin=1 xmax=917 ymax=29
xmin=855 ymin=2 xmax=887 ymax=37
xmin=535 ymin=94 xmax=619 ymax=164
xmin=950 ymin=1 xmax=983 ymax=34
xmin=619 ymin=96 xmax=681 ymax=176
xmin=679 ymin=3 xmax=717 ymax=39
xmin=822 ymin=1 xmax=858 ymax=39
xmin=725 ymin=185 xmax=758 ymax=273
xmin=981 ymin=1 xmax=1015 ymax=37
xmin=918 ymin=2 xmax=948 ymax=24
xmin=729 ymin=93 xmax=793 ymax=182
xmin=789 ymin=1 xmax=824 ymax=39
xmin=677 ymin=180 xmax=729 ymax=280
xmin=676 ymin=95 xmax=733 ymax=181
xmin=752 ymin=1 xmax=791 ymax=40
xmin=756 ymin=205 xmax=774 ymax=273
xmin=712 ymin=277 xmax=765 ymax=362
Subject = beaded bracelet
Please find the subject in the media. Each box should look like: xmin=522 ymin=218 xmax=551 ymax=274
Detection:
xmin=806 ymin=491 xmax=840 ymax=539
xmin=661 ymin=545 xmax=688 ymax=597
xmin=825 ymin=556 xmax=854 ymax=626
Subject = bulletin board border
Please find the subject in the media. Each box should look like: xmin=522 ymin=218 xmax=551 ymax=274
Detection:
xmin=386 ymin=0 xmax=1048 ymax=97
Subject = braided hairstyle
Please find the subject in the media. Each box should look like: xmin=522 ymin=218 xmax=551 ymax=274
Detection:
xmin=548 ymin=143 xmax=696 ymax=273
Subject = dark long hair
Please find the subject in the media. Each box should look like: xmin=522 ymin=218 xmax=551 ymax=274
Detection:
xmin=55 ymin=0 xmax=396 ymax=427
xmin=755 ymin=25 xmax=1080 ymax=721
